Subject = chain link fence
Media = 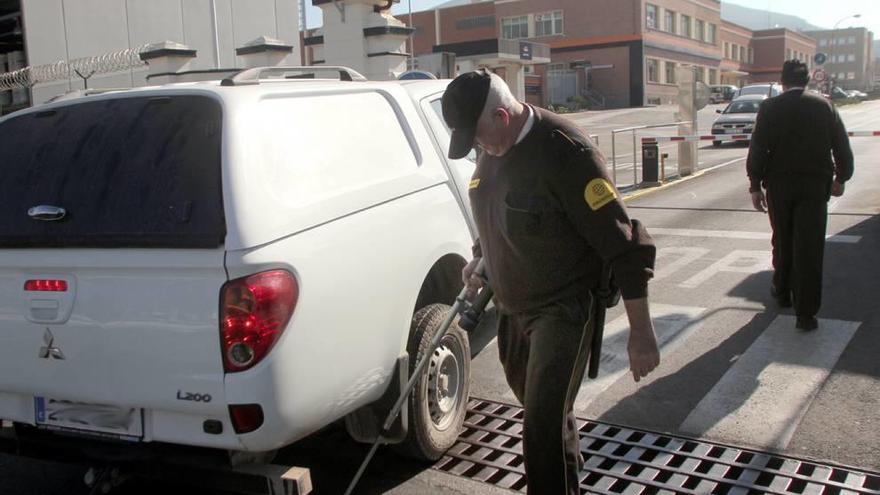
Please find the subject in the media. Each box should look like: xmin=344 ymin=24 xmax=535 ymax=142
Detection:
xmin=0 ymin=44 xmax=150 ymax=91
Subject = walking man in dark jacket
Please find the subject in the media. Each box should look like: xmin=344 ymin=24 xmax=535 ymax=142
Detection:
xmin=747 ymin=60 xmax=854 ymax=330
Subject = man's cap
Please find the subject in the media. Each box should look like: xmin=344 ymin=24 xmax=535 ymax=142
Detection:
xmin=441 ymin=69 xmax=492 ymax=159
xmin=781 ymin=59 xmax=810 ymax=86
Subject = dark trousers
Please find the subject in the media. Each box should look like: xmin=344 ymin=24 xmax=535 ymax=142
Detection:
xmin=497 ymin=294 xmax=594 ymax=495
xmin=766 ymin=178 xmax=829 ymax=317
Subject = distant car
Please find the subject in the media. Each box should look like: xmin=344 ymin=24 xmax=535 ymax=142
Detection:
xmin=735 ymin=83 xmax=782 ymax=98
xmin=711 ymin=94 xmax=767 ymax=147
xmin=846 ymin=89 xmax=868 ymax=100
xmin=709 ymin=85 xmax=738 ymax=104
xmin=831 ymin=86 xmax=856 ymax=101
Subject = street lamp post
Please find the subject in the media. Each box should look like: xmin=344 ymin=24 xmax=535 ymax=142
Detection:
xmin=827 ymin=14 xmax=861 ymax=93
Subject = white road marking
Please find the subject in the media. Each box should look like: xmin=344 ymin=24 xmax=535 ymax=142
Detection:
xmin=650 ymin=227 xmax=861 ymax=244
xmin=574 ymin=304 xmax=706 ymax=410
xmin=679 ymin=315 xmax=860 ymax=450
xmin=654 ymin=247 xmax=712 ymax=281
xmin=679 ymin=250 xmax=771 ymax=289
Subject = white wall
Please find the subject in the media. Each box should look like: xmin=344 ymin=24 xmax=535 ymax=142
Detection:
xmin=21 ymin=0 xmax=301 ymax=103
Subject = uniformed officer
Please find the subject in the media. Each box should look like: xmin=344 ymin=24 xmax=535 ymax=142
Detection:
xmin=442 ymin=69 xmax=660 ymax=494
xmin=747 ymin=60 xmax=854 ymax=330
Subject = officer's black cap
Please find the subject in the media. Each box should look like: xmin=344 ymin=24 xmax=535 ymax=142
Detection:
xmin=781 ymin=59 xmax=810 ymax=87
xmin=442 ymin=69 xmax=491 ymax=159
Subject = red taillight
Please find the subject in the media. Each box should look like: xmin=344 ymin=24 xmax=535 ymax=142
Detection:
xmin=229 ymin=404 xmax=264 ymax=434
xmin=24 ymin=279 xmax=68 ymax=292
xmin=219 ymin=270 xmax=298 ymax=373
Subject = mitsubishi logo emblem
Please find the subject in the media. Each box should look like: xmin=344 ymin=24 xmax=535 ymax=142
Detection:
xmin=39 ymin=328 xmax=65 ymax=360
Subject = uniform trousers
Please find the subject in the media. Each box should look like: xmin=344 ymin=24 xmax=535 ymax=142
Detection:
xmin=496 ymin=293 xmax=594 ymax=495
xmin=765 ymin=177 xmax=829 ymax=318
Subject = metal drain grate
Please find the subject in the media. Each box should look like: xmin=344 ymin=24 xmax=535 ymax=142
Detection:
xmin=434 ymin=398 xmax=880 ymax=494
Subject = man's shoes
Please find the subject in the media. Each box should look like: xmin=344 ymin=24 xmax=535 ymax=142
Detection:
xmin=796 ymin=315 xmax=818 ymax=331
xmin=770 ymin=286 xmax=792 ymax=308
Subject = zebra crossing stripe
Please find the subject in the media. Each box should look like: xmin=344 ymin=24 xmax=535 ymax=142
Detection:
xmin=679 ymin=315 xmax=860 ymax=450
xmin=649 ymin=227 xmax=861 ymax=244
xmin=573 ymin=304 xmax=706 ymax=410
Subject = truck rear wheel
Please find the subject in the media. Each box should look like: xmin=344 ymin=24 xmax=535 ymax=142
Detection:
xmin=395 ymin=303 xmax=470 ymax=461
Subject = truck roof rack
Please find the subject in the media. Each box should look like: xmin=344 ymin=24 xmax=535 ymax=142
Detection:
xmin=220 ymin=66 xmax=368 ymax=86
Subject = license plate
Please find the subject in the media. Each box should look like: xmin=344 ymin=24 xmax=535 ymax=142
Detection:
xmin=35 ymin=397 xmax=143 ymax=440
xmin=725 ymin=128 xmax=741 ymax=134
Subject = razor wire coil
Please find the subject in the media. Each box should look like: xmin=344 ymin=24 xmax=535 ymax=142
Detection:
xmin=0 ymin=44 xmax=149 ymax=91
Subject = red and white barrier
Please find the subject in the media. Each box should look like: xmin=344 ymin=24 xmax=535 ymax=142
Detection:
xmin=642 ymin=131 xmax=880 ymax=144
xmin=641 ymin=135 xmax=749 ymax=144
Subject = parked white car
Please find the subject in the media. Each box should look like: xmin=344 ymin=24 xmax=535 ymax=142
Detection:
xmin=0 ymin=67 xmax=478 ymax=477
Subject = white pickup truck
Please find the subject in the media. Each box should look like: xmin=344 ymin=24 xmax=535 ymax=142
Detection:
xmin=0 ymin=67 xmax=478 ymax=480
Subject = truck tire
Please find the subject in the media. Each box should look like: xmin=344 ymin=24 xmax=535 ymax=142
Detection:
xmin=395 ymin=303 xmax=470 ymax=461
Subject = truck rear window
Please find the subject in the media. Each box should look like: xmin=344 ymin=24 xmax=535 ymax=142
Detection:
xmin=0 ymin=95 xmax=225 ymax=248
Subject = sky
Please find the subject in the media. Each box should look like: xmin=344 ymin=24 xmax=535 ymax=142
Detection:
xmin=304 ymin=0 xmax=879 ymax=34
xmin=723 ymin=0 xmax=879 ymax=34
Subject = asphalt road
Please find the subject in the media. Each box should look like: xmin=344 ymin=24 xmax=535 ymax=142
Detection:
xmin=3 ymin=99 xmax=878 ymax=494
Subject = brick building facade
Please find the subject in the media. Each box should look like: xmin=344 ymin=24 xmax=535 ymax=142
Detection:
xmin=366 ymin=0 xmax=819 ymax=108
xmin=749 ymin=28 xmax=815 ymax=84
xmin=805 ymin=27 xmax=875 ymax=91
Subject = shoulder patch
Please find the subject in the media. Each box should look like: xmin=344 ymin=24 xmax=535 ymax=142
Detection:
xmin=584 ymin=178 xmax=617 ymax=211
xmin=469 ymin=178 xmax=481 ymax=189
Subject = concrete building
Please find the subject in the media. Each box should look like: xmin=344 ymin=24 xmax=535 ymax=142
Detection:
xmin=749 ymin=28 xmax=815 ymax=84
xmin=805 ymin=27 xmax=874 ymax=91
xmin=0 ymin=0 xmax=301 ymax=111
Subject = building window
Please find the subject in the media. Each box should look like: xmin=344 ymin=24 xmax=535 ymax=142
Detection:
xmin=647 ymin=58 xmax=659 ymax=83
xmin=501 ymin=16 xmax=529 ymax=39
xmin=739 ymin=46 xmax=745 ymax=62
xmin=748 ymin=48 xmax=754 ymax=64
xmin=724 ymin=42 xmax=730 ymax=59
xmin=730 ymin=43 xmax=738 ymax=60
xmin=665 ymin=61 xmax=676 ymax=84
xmin=695 ymin=19 xmax=705 ymax=41
xmin=664 ymin=10 xmax=676 ymax=34
xmin=456 ymin=15 xmax=495 ymax=30
xmin=694 ymin=66 xmax=704 ymax=83
xmin=847 ymin=72 xmax=856 ymax=80
xmin=837 ymin=37 xmax=846 ymax=45
xmin=646 ymin=4 xmax=657 ymax=30
xmin=786 ymin=48 xmax=792 ymax=59
xmin=709 ymin=68 xmax=718 ymax=85
xmin=707 ymin=24 xmax=716 ymax=44
xmin=680 ymin=15 xmax=692 ymax=38
xmin=848 ymin=36 xmax=856 ymax=44
xmin=819 ymin=38 xmax=828 ymax=47
xmin=848 ymin=54 xmax=856 ymax=62
xmin=535 ymin=11 xmax=563 ymax=37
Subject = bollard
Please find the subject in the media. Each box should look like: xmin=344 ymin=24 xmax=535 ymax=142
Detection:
xmin=641 ymin=142 xmax=660 ymax=185
xmin=660 ymin=153 xmax=669 ymax=182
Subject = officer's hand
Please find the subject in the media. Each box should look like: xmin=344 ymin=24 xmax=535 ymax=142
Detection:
xmin=622 ymin=298 xmax=660 ymax=382
xmin=462 ymin=258 xmax=484 ymax=299
xmin=751 ymin=190 xmax=767 ymax=213
xmin=831 ymin=180 xmax=845 ymax=197
xmin=627 ymin=326 xmax=660 ymax=382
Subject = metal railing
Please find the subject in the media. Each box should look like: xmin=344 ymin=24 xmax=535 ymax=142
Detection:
xmin=611 ymin=121 xmax=691 ymax=186
xmin=0 ymin=44 xmax=149 ymax=91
